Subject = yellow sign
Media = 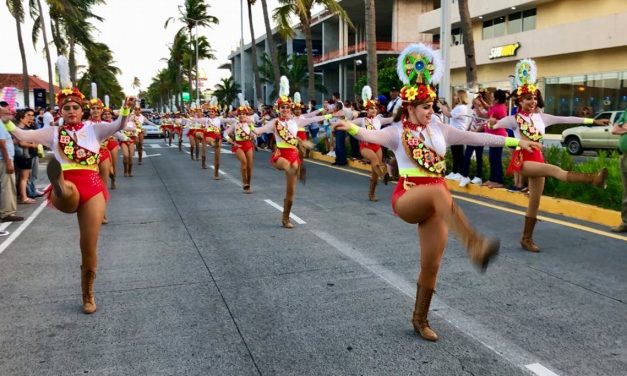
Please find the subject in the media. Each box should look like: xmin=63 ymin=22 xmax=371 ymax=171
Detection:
xmin=489 ymin=42 xmax=521 ymax=59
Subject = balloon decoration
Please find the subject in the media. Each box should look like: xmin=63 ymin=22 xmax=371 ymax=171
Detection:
xmin=1 ymin=87 xmax=18 ymax=110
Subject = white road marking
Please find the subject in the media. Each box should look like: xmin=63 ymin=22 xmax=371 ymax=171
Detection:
xmin=264 ymin=199 xmax=306 ymax=224
xmin=148 ymin=144 xmax=162 ymax=148
xmin=309 ymin=229 xmax=561 ymax=376
xmin=209 ymin=166 xmax=242 ymax=186
xmin=0 ymin=222 xmax=10 ymax=231
xmin=525 ymin=363 xmax=560 ymax=376
xmin=0 ymin=200 xmax=47 ymax=256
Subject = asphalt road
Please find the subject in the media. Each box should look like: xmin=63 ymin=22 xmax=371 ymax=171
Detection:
xmin=0 ymin=139 xmax=625 ymax=376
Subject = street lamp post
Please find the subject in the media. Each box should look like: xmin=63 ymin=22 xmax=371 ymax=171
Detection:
xmin=354 ymin=59 xmax=362 ymax=102
xmin=182 ymin=11 xmax=213 ymax=107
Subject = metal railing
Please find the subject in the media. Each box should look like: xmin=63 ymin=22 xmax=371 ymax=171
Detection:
xmin=313 ymin=41 xmax=439 ymax=64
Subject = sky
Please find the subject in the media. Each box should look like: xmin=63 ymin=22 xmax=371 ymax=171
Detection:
xmin=1 ymin=0 xmax=292 ymax=95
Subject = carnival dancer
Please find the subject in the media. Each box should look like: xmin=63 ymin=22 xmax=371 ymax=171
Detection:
xmin=173 ymin=112 xmax=184 ymax=150
xmin=160 ymin=113 xmax=175 ymax=146
xmin=186 ymin=107 xmax=204 ymax=161
xmin=4 ymin=56 xmax=135 ymax=314
xmin=493 ymin=59 xmax=609 ymax=252
xmin=333 ymin=44 xmax=541 ymax=341
xmin=292 ymin=92 xmax=326 ymax=180
xmin=354 ymin=85 xmax=394 ymax=201
xmin=224 ymin=94 xmax=256 ymax=192
xmin=101 ymin=96 xmax=121 ymax=190
xmin=202 ymin=97 xmax=223 ymax=177
xmin=253 ymin=76 xmax=338 ymax=228
xmin=128 ymin=105 xmax=158 ymax=165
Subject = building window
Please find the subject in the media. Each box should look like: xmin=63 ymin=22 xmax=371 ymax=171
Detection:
xmin=482 ymin=8 xmax=536 ymax=39
xmin=451 ymin=27 xmax=463 ymax=46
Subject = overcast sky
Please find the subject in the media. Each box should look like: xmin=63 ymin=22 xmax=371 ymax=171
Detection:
xmin=1 ymin=0 xmax=300 ymax=94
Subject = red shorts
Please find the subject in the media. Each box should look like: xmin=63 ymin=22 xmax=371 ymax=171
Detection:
xmin=106 ymin=139 xmax=118 ymax=151
xmin=297 ymin=131 xmax=308 ymax=141
xmin=507 ymin=148 xmax=544 ymax=175
xmin=359 ymin=141 xmax=381 ymax=153
xmin=232 ymin=140 xmax=254 ymax=153
xmin=270 ymin=147 xmax=300 ymax=166
xmin=99 ymin=147 xmax=110 ymax=164
xmin=189 ymin=130 xmax=204 ymax=138
xmin=391 ymin=176 xmax=446 ymax=216
xmin=205 ymin=131 xmax=222 ymax=140
xmin=44 ymin=169 xmax=109 ymax=208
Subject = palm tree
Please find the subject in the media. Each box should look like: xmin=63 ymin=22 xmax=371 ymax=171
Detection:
xmin=77 ymin=42 xmax=125 ymax=107
xmin=365 ymin=0 xmax=377 ymax=96
xmin=274 ymin=0 xmax=353 ymax=100
xmin=260 ymin=0 xmax=280 ymax=96
xmin=30 ymin=0 xmax=55 ymax=106
xmin=7 ymin=0 xmax=29 ymax=107
xmin=165 ymin=0 xmax=219 ymax=104
xmin=458 ymin=0 xmax=477 ymax=89
xmin=259 ymin=53 xmax=326 ymax=98
xmin=247 ymin=0 xmax=263 ymax=106
xmin=132 ymin=77 xmax=141 ymax=92
xmin=213 ymin=77 xmax=240 ymax=107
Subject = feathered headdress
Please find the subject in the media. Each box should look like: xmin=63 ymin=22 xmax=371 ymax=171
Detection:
xmin=236 ymin=93 xmax=253 ymax=115
xmin=88 ymin=82 xmax=104 ymax=109
xmin=514 ymin=59 xmax=538 ymax=97
xmin=55 ymin=56 xmax=85 ymax=107
xmin=275 ymin=76 xmax=292 ymax=108
xmin=361 ymin=85 xmax=377 ymax=109
xmin=102 ymin=95 xmax=112 ymax=113
xmin=292 ymin=91 xmax=303 ymax=110
xmin=396 ymin=44 xmax=441 ymax=104
xmin=208 ymin=96 xmax=219 ymax=112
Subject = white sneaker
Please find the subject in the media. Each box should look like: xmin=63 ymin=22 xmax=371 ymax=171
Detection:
xmin=459 ymin=176 xmax=471 ymax=187
xmin=470 ymin=177 xmax=482 ymax=185
xmin=445 ymin=172 xmax=461 ymax=180
xmin=328 ymin=151 xmax=336 ymax=157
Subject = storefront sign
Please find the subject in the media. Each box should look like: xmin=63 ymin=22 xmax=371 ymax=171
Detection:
xmin=489 ymin=42 xmax=520 ymax=60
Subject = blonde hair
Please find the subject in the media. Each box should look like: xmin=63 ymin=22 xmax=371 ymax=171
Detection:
xmin=455 ymin=90 xmax=468 ymax=105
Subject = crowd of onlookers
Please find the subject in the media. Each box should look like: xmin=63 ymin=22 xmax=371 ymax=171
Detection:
xmin=0 ymin=101 xmax=50 ymax=236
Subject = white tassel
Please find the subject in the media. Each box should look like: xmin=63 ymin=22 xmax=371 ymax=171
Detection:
xmin=279 ymin=76 xmax=290 ymax=97
xmin=294 ymin=92 xmax=301 ymax=105
xmin=237 ymin=93 xmax=245 ymax=107
xmin=56 ymin=56 xmax=71 ymax=90
xmin=104 ymin=95 xmax=110 ymax=108
xmin=361 ymin=85 xmax=372 ymax=103
xmin=91 ymin=82 xmax=97 ymax=100
xmin=210 ymin=96 xmax=218 ymax=107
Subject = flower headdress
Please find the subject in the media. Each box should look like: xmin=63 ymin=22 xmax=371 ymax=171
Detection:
xmin=396 ymin=44 xmax=442 ymax=104
xmin=514 ymin=59 xmax=538 ymax=97
xmin=55 ymin=56 xmax=85 ymax=107
xmin=274 ymin=76 xmax=292 ymax=109
xmin=236 ymin=93 xmax=253 ymax=115
xmin=361 ymin=85 xmax=377 ymax=109
xmin=292 ymin=92 xmax=304 ymax=110
xmin=88 ymin=82 xmax=104 ymax=109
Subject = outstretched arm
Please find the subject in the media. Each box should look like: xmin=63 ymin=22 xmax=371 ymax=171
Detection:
xmin=5 ymin=123 xmax=55 ymax=148
xmin=379 ymin=116 xmax=395 ymax=126
xmin=540 ymin=113 xmax=607 ymax=128
xmin=493 ymin=115 xmax=517 ymax=130
xmin=253 ymin=118 xmax=276 ymax=135
xmin=333 ymin=120 xmax=398 ymax=150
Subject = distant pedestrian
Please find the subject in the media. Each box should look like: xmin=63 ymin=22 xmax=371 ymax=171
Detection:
xmin=610 ymin=109 xmax=627 ymax=232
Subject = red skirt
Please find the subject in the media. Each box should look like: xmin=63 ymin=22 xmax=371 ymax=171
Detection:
xmin=106 ymin=139 xmax=119 ymax=151
xmin=121 ymin=136 xmax=137 ymax=146
xmin=205 ymin=131 xmax=222 ymax=140
xmin=99 ymin=147 xmax=110 ymax=164
xmin=44 ymin=169 xmax=109 ymax=208
xmin=232 ymin=140 xmax=254 ymax=153
xmin=507 ymin=148 xmax=544 ymax=175
xmin=359 ymin=141 xmax=381 ymax=153
xmin=189 ymin=129 xmax=204 ymax=138
xmin=391 ymin=176 xmax=447 ymax=216
xmin=297 ymin=131 xmax=308 ymax=141
xmin=270 ymin=147 xmax=300 ymax=166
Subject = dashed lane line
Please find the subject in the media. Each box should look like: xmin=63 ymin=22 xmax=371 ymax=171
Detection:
xmin=264 ymin=199 xmax=306 ymax=224
xmin=0 ymin=200 xmax=47 ymax=256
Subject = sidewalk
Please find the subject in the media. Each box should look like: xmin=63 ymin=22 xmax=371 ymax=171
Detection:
xmin=308 ymin=151 xmax=620 ymax=228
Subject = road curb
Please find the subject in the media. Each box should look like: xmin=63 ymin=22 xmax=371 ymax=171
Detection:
xmin=309 ymin=151 xmax=620 ymax=228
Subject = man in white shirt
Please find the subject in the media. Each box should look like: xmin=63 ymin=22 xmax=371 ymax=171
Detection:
xmin=42 ymin=106 xmax=54 ymax=128
xmin=386 ymin=87 xmax=402 ymax=117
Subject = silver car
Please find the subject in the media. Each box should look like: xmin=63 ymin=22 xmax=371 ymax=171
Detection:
xmin=560 ymin=111 xmax=623 ymax=155
xmin=142 ymin=124 xmax=164 ymax=138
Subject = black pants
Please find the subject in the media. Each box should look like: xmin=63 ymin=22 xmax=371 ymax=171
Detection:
xmin=461 ymin=146 xmax=484 ymax=178
xmin=334 ymin=130 xmax=347 ymax=165
xmin=488 ymin=147 xmax=504 ymax=183
xmin=450 ymin=145 xmax=464 ymax=174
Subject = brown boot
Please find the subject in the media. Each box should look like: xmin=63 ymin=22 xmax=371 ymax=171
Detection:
xmin=128 ymin=160 xmax=133 ymax=177
xmin=282 ymin=199 xmax=294 ymax=229
xmin=110 ymin=173 xmax=116 ymax=190
xmin=298 ymin=164 xmax=307 ymax=184
xmin=46 ymin=157 xmax=65 ymax=197
xmin=195 ymin=145 xmax=200 ymax=160
xmin=190 ymin=145 xmax=195 ymax=160
xmin=201 ymin=156 xmax=207 ymax=169
xmin=214 ymin=148 xmax=221 ymax=180
xmin=445 ymin=202 xmax=499 ymax=272
xmin=521 ymin=216 xmax=540 ymax=252
xmin=566 ymin=168 xmax=608 ymax=188
xmin=137 ymin=144 xmax=143 ymax=165
xmin=214 ymin=163 xmax=221 ymax=180
xmin=375 ymin=164 xmax=390 ymax=185
xmin=80 ymin=266 xmax=97 ymax=314
xmin=241 ymin=167 xmax=250 ymax=192
xmin=368 ymin=174 xmax=379 ymax=201
xmin=178 ymin=139 xmax=182 ymax=151
xmin=412 ymin=284 xmax=438 ymax=341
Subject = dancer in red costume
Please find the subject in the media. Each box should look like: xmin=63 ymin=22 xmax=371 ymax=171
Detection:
xmin=101 ymin=95 xmax=121 ymax=190
xmin=224 ymin=94 xmax=256 ymax=192
xmin=202 ymin=97 xmax=224 ymax=177
xmin=333 ymin=44 xmax=540 ymax=341
xmin=493 ymin=59 xmax=609 ymax=252
xmin=4 ymin=56 xmax=136 ymax=314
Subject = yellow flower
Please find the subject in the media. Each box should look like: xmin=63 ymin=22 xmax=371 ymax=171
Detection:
xmin=64 ymin=146 xmax=74 ymax=155
xmin=434 ymin=161 xmax=446 ymax=173
xmin=86 ymin=156 xmax=96 ymax=165
xmin=405 ymin=87 xmax=418 ymax=101
xmin=61 ymin=88 xmax=73 ymax=95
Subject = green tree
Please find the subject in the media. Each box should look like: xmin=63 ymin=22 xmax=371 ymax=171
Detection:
xmin=7 ymin=0 xmax=29 ymax=106
xmin=354 ymin=57 xmax=402 ymax=100
xmin=77 ymin=43 xmax=125 ymax=108
xmin=213 ymin=77 xmax=240 ymax=108
xmin=274 ymin=0 xmax=352 ymax=100
xmin=259 ymin=53 xmax=326 ymax=99
xmin=260 ymin=0 xmax=281 ymax=96
xmin=29 ymin=0 xmax=55 ymax=106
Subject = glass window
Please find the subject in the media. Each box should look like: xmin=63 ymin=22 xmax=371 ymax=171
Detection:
xmin=508 ymin=12 xmax=522 ymax=34
xmin=482 ymin=20 xmax=493 ymax=39
xmin=523 ymin=9 xmax=536 ymax=31
xmin=493 ymin=17 xmax=506 ymax=37
xmin=451 ymin=27 xmax=463 ymax=46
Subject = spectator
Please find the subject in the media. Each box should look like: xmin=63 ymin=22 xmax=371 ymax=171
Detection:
xmin=344 ymin=101 xmax=361 ymax=159
xmin=484 ymin=89 xmax=508 ymax=188
xmin=42 ymin=106 xmax=55 ymax=128
xmin=12 ymin=109 xmax=38 ymax=204
xmin=308 ymin=100 xmax=320 ymax=147
xmin=457 ymin=92 xmax=491 ymax=187
xmin=332 ymin=100 xmax=347 ymax=165
xmin=385 ymin=87 xmax=402 ymax=116
xmin=439 ymin=90 xmax=469 ymax=180
xmin=611 ymin=109 xmax=627 ymax=232
xmin=0 ymin=102 xmax=24 ymax=222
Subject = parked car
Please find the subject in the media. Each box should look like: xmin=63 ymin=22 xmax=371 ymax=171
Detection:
xmin=560 ymin=110 xmax=624 ymax=155
xmin=142 ymin=124 xmax=164 ymax=138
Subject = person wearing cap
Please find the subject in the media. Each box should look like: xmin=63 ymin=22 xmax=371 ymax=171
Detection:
xmin=5 ymin=56 xmax=136 ymax=314
xmin=386 ymin=86 xmax=402 ymax=117
xmin=354 ymin=85 xmax=394 ymax=201
xmin=493 ymin=59 xmax=609 ymax=252
xmin=253 ymin=76 xmax=339 ymax=228
xmin=334 ymin=44 xmax=541 ymax=341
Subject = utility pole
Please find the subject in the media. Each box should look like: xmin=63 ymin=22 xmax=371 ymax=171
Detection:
xmin=439 ymin=0 xmax=451 ymax=104
xmin=240 ymin=0 xmax=246 ymax=99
